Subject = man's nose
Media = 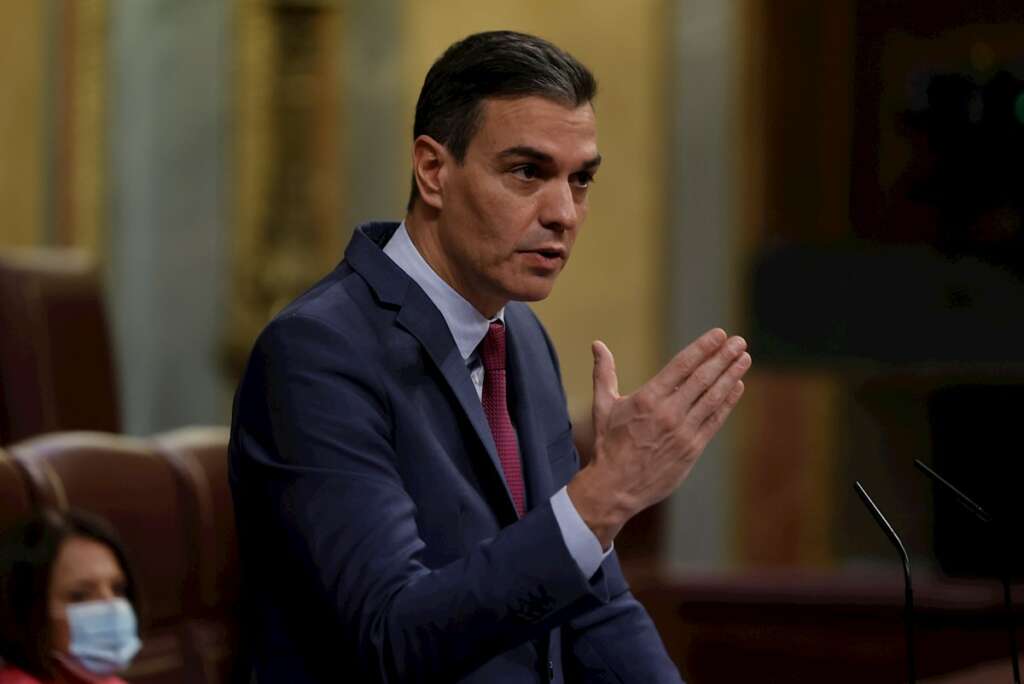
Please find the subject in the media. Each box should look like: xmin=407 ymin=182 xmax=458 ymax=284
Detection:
xmin=539 ymin=181 xmax=578 ymax=232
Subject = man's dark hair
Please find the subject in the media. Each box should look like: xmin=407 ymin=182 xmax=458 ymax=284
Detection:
xmin=407 ymin=30 xmax=597 ymax=210
xmin=0 ymin=508 xmax=141 ymax=680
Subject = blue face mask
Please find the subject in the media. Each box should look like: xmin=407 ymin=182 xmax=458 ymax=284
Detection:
xmin=64 ymin=598 xmax=142 ymax=676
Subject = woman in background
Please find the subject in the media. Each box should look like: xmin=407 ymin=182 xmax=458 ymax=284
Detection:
xmin=0 ymin=509 xmax=142 ymax=684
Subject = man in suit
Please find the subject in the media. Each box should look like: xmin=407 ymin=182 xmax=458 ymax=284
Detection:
xmin=229 ymin=30 xmax=751 ymax=683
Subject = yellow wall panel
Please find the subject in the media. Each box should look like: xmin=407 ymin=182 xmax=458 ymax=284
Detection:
xmin=0 ymin=2 xmax=45 ymax=247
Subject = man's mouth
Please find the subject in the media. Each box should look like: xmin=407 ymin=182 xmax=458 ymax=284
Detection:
xmin=522 ymin=246 xmax=567 ymax=260
xmin=518 ymin=248 xmax=567 ymax=272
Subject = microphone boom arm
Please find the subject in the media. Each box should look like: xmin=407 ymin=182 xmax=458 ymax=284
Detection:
xmin=855 ymin=481 xmax=917 ymax=684
xmin=913 ymin=459 xmax=1020 ymax=684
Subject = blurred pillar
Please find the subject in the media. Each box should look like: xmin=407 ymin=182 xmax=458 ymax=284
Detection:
xmin=108 ymin=0 xmax=231 ymax=433
xmin=664 ymin=0 xmax=745 ymax=568
xmin=339 ymin=0 xmax=405 ymax=228
xmin=226 ymin=0 xmax=345 ymax=378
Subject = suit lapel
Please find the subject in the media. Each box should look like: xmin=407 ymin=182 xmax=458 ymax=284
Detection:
xmin=394 ymin=290 xmax=518 ymax=511
xmin=346 ymin=223 xmax=522 ymax=519
xmin=505 ymin=310 xmax=555 ymax=509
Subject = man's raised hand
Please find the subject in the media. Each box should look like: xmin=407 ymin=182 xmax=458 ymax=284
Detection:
xmin=567 ymin=328 xmax=750 ymax=548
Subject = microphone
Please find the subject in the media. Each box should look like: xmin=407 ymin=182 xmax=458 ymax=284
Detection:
xmin=855 ymin=481 xmax=917 ymax=684
xmin=913 ymin=459 xmax=993 ymax=524
xmin=914 ymin=459 xmax=1020 ymax=684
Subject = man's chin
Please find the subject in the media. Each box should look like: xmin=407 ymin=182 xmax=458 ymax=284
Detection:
xmin=506 ymin=281 xmax=557 ymax=303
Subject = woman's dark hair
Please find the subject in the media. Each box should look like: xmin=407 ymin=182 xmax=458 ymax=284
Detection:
xmin=407 ymin=30 xmax=598 ymax=210
xmin=0 ymin=508 xmax=140 ymax=680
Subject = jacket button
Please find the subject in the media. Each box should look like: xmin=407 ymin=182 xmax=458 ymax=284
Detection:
xmin=548 ymin=659 xmax=555 ymax=681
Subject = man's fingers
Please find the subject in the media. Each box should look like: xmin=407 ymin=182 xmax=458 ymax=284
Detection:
xmin=671 ymin=335 xmax=747 ymax=410
xmin=694 ymin=380 xmax=745 ymax=446
xmin=683 ymin=352 xmax=751 ymax=429
xmin=591 ymin=340 xmax=619 ymax=426
xmin=649 ymin=328 xmax=727 ymax=396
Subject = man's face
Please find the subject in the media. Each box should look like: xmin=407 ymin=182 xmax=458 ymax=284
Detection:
xmin=430 ymin=96 xmax=600 ymax=316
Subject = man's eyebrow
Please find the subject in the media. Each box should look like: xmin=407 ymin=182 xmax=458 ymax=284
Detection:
xmin=498 ymin=146 xmax=603 ymax=170
xmin=499 ymin=146 xmax=554 ymax=163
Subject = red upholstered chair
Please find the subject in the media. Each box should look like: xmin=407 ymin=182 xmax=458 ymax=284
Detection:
xmin=6 ymin=432 xmax=201 ymax=684
xmin=154 ymin=426 xmax=245 ymax=683
xmin=0 ymin=249 xmax=120 ymax=445
xmin=0 ymin=447 xmax=33 ymax=531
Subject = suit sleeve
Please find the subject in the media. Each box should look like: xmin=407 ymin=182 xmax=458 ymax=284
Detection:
xmin=529 ymin=310 xmax=685 ymax=683
xmin=231 ymin=312 xmax=616 ymax=683
xmin=563 ymin=553 xmax=684 ymax=683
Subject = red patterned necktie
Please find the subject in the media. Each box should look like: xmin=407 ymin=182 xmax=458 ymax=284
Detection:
xmin=481 ymin=321 xmax=526 ymax=517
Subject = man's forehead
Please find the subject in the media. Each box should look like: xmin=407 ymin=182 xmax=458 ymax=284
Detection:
xmin=474 ymin=95 xmax=598 ymax=160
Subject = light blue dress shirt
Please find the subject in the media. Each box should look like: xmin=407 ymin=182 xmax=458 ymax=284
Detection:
xmin=383 ymin=222 xmax=608 ymax=579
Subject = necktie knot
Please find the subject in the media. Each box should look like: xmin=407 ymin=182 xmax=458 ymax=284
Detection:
xmin=481 ymin=321 xmax=506 ymax=372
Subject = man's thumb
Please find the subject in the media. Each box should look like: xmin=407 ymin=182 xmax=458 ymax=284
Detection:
xmin=592 ymin=340 xmax=619 ymax=418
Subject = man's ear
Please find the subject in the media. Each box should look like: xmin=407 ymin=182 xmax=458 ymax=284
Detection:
xmin=411 ymin=135 xmax=448 ymax=211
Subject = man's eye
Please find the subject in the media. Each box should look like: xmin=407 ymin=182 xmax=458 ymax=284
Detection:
xmin=511 ymin=165 xmax=538 ymax=180
xmin=572 ymin=172 xmax=594 ymax=188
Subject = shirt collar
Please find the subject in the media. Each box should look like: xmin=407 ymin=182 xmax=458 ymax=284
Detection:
xmin=383 ymin=221 xmax=504 ymax=361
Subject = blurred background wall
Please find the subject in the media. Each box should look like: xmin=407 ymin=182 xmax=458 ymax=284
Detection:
xmin=2 ymin=0 xmax=1023 ymax=578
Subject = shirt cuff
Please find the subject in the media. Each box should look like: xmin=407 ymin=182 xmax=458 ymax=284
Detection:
xmin=550 ymin=485 xmax=613 ymax=580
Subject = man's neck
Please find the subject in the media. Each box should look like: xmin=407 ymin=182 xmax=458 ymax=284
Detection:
xmin=404 ymin=210 xmax=503 ymax=319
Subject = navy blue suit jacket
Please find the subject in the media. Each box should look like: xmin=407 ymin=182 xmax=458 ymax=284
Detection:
xmin=228 ymin=222 xmax=682 ymax=683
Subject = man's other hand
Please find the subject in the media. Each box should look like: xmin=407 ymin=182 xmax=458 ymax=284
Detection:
xmin=566 ymin=328 xmax=750 ymax=549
